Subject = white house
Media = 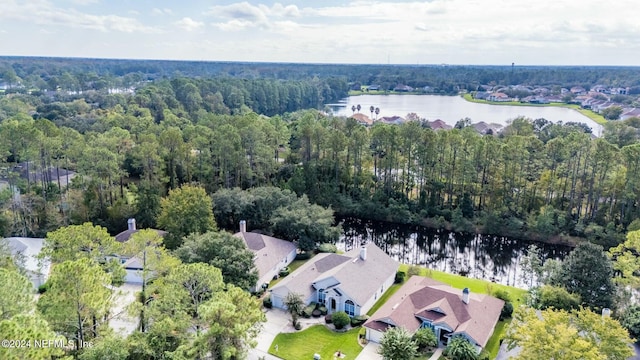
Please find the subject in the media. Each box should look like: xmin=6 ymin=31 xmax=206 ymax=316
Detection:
xmin=4 ymin=237 xmax=51 ymax=288
xmin=269 ymin=243 xmax=398 ymax=317
xmin=234 ymin=220 xmax=297 ymax=292
xmin=364 ymin=276 xmax=504 ymax=352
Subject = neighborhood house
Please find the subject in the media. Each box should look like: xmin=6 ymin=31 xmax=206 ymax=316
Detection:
xmin=233 ymin=220 xmax=297 ymax=292
xmin=364 ymin=276 xmax=504 ymax=352
xmin=4 ymin=237 xmax=50 ymax=288
xmin=269 ymin=242 xmax=398 ymax=317
xmin=114 ymin=218 xmax=166 ymax=284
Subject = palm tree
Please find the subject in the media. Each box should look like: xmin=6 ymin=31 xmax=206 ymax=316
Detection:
xmin=375 ymin=107 xmax=380 ymax=120
xmin=351 ymin=105 xmax=356 ymax=114
xmin=370 ymin=105 xmax=375 ymax=119
xmin=357 ymin=104 xmax=361 ymax=113
xmin=285 ymin=292 xmax=304 ymax=328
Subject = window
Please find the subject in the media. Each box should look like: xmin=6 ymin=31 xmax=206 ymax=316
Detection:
xmin=345 ymin=300 xmax=355 ymax=316
xmin=318 ymin=289 xmax=325 ymax=304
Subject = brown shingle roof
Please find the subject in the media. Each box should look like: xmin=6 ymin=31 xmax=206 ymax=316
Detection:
xmin=364 ymin=276 xmax=504 ymax=348
xmin=114 ymin=229 xmax=166 ymax=243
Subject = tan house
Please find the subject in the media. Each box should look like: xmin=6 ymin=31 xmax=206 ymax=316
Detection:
xmin=234 ymin=221 xmax=297 ymax=292
xmin=364 ymin=276 xmax=504 ymax=352
xmin=269 ymin=243 xmax=398 ymax=316
xmin=114 ymin=218 xmax=166 ymax=284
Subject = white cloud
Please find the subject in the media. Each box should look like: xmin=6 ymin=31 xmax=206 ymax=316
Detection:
xmin=174 ymin=17 xmax=204 ymax=32
xmin=151 ymin=8 xmax=173 ymax=16
xmin=1 ymin=1 xmax=160 ymax=34
xmin=207 ymin=2 xmax=303 ymax=31
xmin=69 ymin=0 xmax=99 ymax=5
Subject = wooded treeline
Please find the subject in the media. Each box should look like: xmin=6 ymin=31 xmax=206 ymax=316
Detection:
xmin=1 ymin=69 xmax=640 ymax=247
xmin=3 ymin=57 xmax=640 ymax=97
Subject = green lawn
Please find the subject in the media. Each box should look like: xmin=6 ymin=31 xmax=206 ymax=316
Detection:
xmin=399 ymin=264 xmax=527 ymax=307
xmin=367 ymin=282 xmax=402 ymax=316
xmin=269 ymin=325 xmax=363 ymax=360
xmin=269 ymin=257 xmax=312 ymax=288
xmin=484 ymin=320 xmax=508 ymax=359
xmin=461 ymin=93 xmax=607 ymax=125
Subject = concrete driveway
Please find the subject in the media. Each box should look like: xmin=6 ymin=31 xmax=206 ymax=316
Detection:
xmin=248 ymin=309 xmax=291 ymax=360
xmin=354 ymin=342 xmax=382 ymax=360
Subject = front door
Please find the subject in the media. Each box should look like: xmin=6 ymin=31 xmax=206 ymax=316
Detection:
xmin=331 ymin=298 xmax=336 ymax=310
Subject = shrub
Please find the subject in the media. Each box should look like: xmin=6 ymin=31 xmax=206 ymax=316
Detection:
xmin=350 ymin=315 xmax=369 ymax=327
xmin=407 ymin=265 xmax=422 ymax=277
xmin=295 ymin=252 xmax=311 ymax=260
xmin=395 ymin=271 xmax=406 ymax=284
xmin=263 ymin=297 xmax=273 ymax=309
xmin=294 ymin=321 xmax=302 ymax=330
xmin=312 ymin=309 xmax=322 ymax=317
xmin=500 ymin=302 xmax=514 ymax=320
xmin=492 ymin=289 xmax=511 ymax=302
xmin=38 ymin=281 xmax=50 ymax=294
xmin=413 ymin=327 xmax=437 ymax=349
xmin=302 ymin=303 xmax=316 ymax=318
xmin=325 ymin=314 xmax=333 ymax=324
xmin=319 ymin=305 xmax=328 ymax=315
xmin=279 ymin=267 xmax=290 ymax=277
xmin=317 ymin=243 xmax=338 ymax=253
xmin=332 ymin=311 xmax=350 ymax=330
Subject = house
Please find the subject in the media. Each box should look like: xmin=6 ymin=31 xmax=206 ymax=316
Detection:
xmin=394 ymin=84 xmax=414 ymax=92
xmin=621 ymin=108 xmax=640 ymax=121
xmin=269 ymin=243 xmax=398 ymax=317
xmin=425 ymin=119 xmax=452 ymax=131
xmin=234 ymin=220 xmax=297 ymax=292
xmin=2 ymin=162 xmax=76 ymax=188
xmin=350 ymin=113 xmax=373 ymax=126
xmin=4 ymin=237 xmax=51 ymax=288
xmin=364 ymin=276 xmax=504 ymax=353
xmin=487 ymin=92 xmax=510 ymax=102
xmin=379 ymin=115 xmax=405 ymax=125
xmin=570 ymin=86 xmax=587 ymax=95
xmin=367 ymin=85 xmax=380 ymax=91
xmin=114 ymin=218 xmax=166 ymax=284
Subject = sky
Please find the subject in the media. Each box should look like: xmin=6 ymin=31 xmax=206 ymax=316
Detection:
xmin=1 ymin=0 xmax=639 ymax=66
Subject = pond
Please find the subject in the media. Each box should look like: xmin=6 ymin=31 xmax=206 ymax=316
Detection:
xmin=336 ymin=217 xmax=572 ymax=289
xmin=328 ymin=94 xmax=603 ymax=136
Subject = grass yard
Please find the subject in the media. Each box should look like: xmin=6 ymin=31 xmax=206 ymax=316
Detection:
xmin=269 ymin=257 xmax=312 ymax=288
xmin=269 ymin=325 xmax=362 ymax=360
xmin=484 ymin=320 xmax=508 ymax=359
xmin=399 ymin=264 xmax=527 ymax=307
xmin=367 ymin=283 xmax=402 ymax=316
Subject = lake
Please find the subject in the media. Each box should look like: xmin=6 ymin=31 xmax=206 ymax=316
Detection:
xmin=336 ymin=217 xmax=571 ymax=289
xmin=328 ymin=94 xmax=603 ymax=136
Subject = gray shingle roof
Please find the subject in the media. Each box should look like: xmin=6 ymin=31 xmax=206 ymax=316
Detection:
xmin=271 ymin=243 xmax=398 ymax=306
xmin=234 ymin=232 xmax=297 ymax=281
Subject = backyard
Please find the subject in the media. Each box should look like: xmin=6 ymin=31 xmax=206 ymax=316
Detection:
xmin=269 ymin=325 xmax=362 ymax=360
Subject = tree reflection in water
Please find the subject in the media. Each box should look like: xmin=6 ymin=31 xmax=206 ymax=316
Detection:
xmin=336 ymin=217 xmax=570 ymax=289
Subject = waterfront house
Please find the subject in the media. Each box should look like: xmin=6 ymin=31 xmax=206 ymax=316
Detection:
xmin=269 ymin=243 xmax=398 ymax=316
xmin=364 ymin=276 xmax=504 ymax=353
xmin=234 ymin=220 xmax=297 ymax=292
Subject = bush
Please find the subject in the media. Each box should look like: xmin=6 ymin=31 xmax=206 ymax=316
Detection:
xmin=312 ymin=309 xmax=322 ymax=317
xmin=37 ymin=281 xmax=50 ymax=294
xmin=295 ymin=252 xmax=311 ymax=260
xmin=350 ymin=315 xmax=369 ymax=327
xmin=492 ymin=289 xmax=511 ymax=302
xmin=294 ymin=321 xmax=302 ymax=330
xmin=407 ymin=265 xmax=422 ymax=277
xmin=413 ymin=327 xmax=437 ymax=349
xmin=317 ymin=243 xmax=338 ymax=253
xmin=319 ymin=305 xmax=328 ymax=315
xmin=325 ymin=314 xmax=332 ymax=324
xmin=279 ymin=267 xmax=290 ymax=277
xmin=332 ymin=311 xmax=350 ymax=330
xmin=395 ymin=271 xmax=406 ymax=284
xmin=302 ymin=303 xmax=316 ymax=318
xmin=500 ymin=302 xmax=514 ymax=320
xmin=263 ymin=297 xmax=272 ymax=309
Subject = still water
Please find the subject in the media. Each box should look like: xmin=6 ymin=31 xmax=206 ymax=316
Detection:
xmin=336 ymin=217 xmax=571 ymax=289
xmin=329 ymin=94 xmax=603 ymax=135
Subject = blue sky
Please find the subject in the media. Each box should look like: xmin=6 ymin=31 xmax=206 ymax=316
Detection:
xmin=1 ymin=0 xmax=639 ymax=65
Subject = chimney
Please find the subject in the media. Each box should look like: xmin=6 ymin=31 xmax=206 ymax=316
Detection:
xmin=360 ymin=245 xmax=367 ymax=261
xmin=462 ymin=288 xmax=470 ymax=304
xmin=602 ymin=308 xmax=611 ymax=318
xmin=240 ymin=220 xmax=247 ymax=233
xmin=127 ymin=218 xmax=136 ymax=231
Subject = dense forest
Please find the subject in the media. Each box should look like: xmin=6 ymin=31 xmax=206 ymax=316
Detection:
xmin=1 ymin=58 xmax=640 ymax=250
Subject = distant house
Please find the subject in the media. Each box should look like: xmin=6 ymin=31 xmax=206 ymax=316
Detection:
xmin=269 ymin=243 xmax=398 ymax=317
xmin=114 ymin=218 xmax=167 ymax=284
xmin=234 ymin=220 xmax=297 ymax=292
xmin=570 ymin=86 xmax=587 ymax=95
xmin=591 ymin=85 xmax=608 ymax=94
xmin=379 ymin=115 xmax=405 ymax=125
xmin=487 ymin=92 xmax=510 ymax=102
xmin=367 ymin=85 xmax=380 ymax=91
xmin=351 ymin=113 xmax=373 ymax=126
xmin=394 ymin=84 xmax=414 ymax=92
xmin=2 ymin=162 xmax=76 ymax=188
xmin=621 ymin=108 xmax=640 ymax=121
xmin=425 ymin=119 xmax=452 ymax=131
xmin=473 ymin=92 xmax=489 ymax=100
xmin=4 ymin=237 xmax=51 ymax=288
xmin=364 ymin=276 xmax=504 ymax=353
